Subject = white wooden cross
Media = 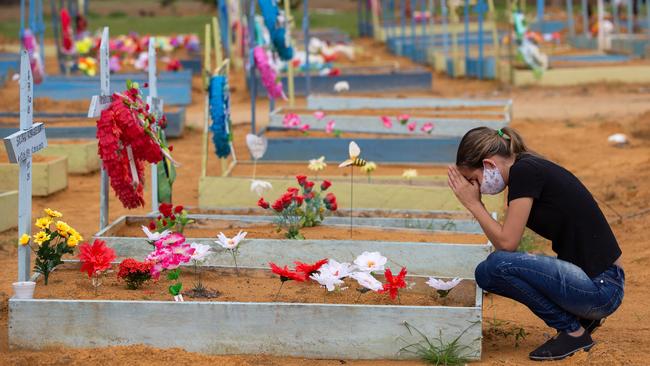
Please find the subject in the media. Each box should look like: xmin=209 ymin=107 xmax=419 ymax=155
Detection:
xmin=87 ymin=27 xmax=111 ymax=229
xmin=3 ymin=50 xmax=48 ymax=282
xmin=147 ymin=37 xmax=164 ymax=211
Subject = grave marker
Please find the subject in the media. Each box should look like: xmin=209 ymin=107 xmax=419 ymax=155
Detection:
xmin=147 ymin=37 xmax=163 ymax=211
xmin=2 ymin=50 xmax=48 ymax=281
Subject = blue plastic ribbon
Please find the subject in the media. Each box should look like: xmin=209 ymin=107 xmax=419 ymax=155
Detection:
xmin=209 ymin=75 xmax=231 ymax=158
xmin=257 ymin=0 xmax=294 ymax=61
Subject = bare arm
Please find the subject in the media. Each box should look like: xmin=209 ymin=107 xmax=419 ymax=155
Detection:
xmin=447 ymin=166 xmax=532 ymax=251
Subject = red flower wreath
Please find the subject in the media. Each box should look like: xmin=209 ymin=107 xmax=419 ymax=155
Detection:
xmin=97 ymin=84 xmax=166 ymax=208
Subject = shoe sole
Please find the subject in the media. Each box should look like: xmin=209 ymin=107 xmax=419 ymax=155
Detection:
xmin=529 ymin=342 xmax=595 ymax=361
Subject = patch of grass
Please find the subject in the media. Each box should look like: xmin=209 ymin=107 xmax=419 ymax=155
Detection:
xmin=292 ymin=9 xmax=358 ymax=38
xmin=107 ymin=10 xmax=128 ymax=18
xmin=399 ymin=321 xmax=478 ymax=365
xmin=484 ymin=317 xmax=528 ymax=348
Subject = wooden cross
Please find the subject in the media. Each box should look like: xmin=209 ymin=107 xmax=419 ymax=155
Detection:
xmin=147 ymin=37 xmax=163 ymax=211
xmin=3 ymin=50 xmax=48 ymax=282
xmin=87 ymin=27 xmax=111 ymax=230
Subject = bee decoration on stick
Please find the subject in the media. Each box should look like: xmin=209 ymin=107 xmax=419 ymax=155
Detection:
xmin=339 ymin=141 xmax=366 ymax=238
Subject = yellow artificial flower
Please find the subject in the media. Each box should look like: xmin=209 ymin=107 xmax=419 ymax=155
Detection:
xmin=33 ymin=231 xmax=49 ymax=245
xmin=67 ymin=235 xmax=79 ymax=247
xmin=68 ymin=228 xmax=83 ymax=243
xmin=35 ymin=216 xmax=53 ymax=229
xmin=55 ymin=221 xmax=71 ymax=237
xmin=44 ymin=208 xmax=63 ymax=218
xmin=19 ymin=234 xmax=30 ymax=246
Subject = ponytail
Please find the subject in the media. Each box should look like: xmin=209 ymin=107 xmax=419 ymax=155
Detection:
xmin=455 ymin=126 xmax=532 ymax=169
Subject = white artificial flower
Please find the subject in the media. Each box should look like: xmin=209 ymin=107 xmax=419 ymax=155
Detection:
xmin=607 ymin=133 xmax=628 ymax=146
xmin=310 ymin=272 xmax=345 ymax=291
xmin=319 ymin=259 xmax=355 ymax=279
xmin=360 ymin=161 xmax=377 ymax=174
xmin=402 ymin=169 xmax=418 ymax=179
xmin=426 ymin=277 xmax=462 ymax=297
xmin=141 ymin=226 xmax=171 ymax=242
xmin=250 ymin=180 xmax=272 ymax=197
xmin=308 ymin=156 xmax=327 ymax=172
xmin=353 ymin=251 xmax=387 ymax=272
xmin=350 ymin=271 xmax=383 ymax=292
xmin=189 ymin=242 xmax=212 ymax=262
xmin=215 ymin=230 xmax=248 ymax=250
xmin=333 ymin=81 xmax=350 ymax=93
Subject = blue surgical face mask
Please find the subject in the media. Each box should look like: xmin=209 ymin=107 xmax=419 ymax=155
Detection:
xmin=480 ymin=164 xmax=506 ymax=195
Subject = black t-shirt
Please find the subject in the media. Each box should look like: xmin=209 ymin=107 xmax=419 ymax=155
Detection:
xmin=507 ymin=154 xmax=621 ymax=278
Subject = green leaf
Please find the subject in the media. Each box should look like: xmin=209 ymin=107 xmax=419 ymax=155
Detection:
xmin=167 ymin=268 xmax=180 ymax=281
xmin=168 ymin=282 xmax=182 ymax=296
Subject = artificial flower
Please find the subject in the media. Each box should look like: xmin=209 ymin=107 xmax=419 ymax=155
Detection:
xmin=308 ymin=156 xmax=327 ymax=172
xmin=300 ymin=124 xmax=311 ymax=133
xmin=35 ymin=216 xmax=52 ymax=229
xmin=215 ymin=230 xmax=247 ymax=250
xmin=283 ymin=113 xmax=301 ymax=128
xmin=254 ymin=46 xmax=285 ymax=100
xmin=323 ymin=192 xmax=338 ymax=211
xmin=314 ymin=111 xmax=326 ymax=120
xmin=67 ymin=235 xmax=79 ymax=247
xmin=361 ymin=161 xmax=377 ymax=174
xmin=295 ymin=258 xmax=329 ymax=277
xmin=78 ymin=239 xmax=117 ymax=278
xmin=250 ymin=180 xmax=273 ymax=197
xmin=381 ymin=116 xmax=393 ymax=129
xmin=154 ymin=232 xmax=186 ymax=247
xmin=19 ymin=233 xmax=30 ymax=246
xmin=258 ymin=197 xmax=270 ymax=209
xmin=310 ymin=272 xmax=345 ymax=291
xmin=350 ymin=271 xmax=383 ymax=292
xmin=425 ymin=277 xmax=462 ymax=297
xmin=398 ymin=114 xmax=410 ymax=124
xmin=296 ymin=175 xmax=308 ymax=186
xmin=44 ymin=208 xmax=63 ymax=218
xmin=159 ymin=203 xmax=174 ymax=217
xmin=325 ymin=120 xmax=336 ymax=134
xmin=33 ymin=231 xmax=49 ymax=245
xmin=146 ymin=238 xmax=195 ymax=280
xmin=333 ymin=81 xmax=350 ymax=93
xmin=402 ymin=169 xmax=418 ymax=180
xmin=421 ymin=122 xmax=434 ymax=134
xmin=379 ymin=267 xmax=407 ymax=300
xmin=319 ymin=259 xmax=355 ymax=279
xmin=269 ymin=262 xmax=307 ymax=282
xmin=189 ymin=242 xmax=212 ymax=262
xmin=55 ymin=221 xmax=72 ymax=237
xmin=321 ymin=180 xmax=332 ymax=191
xmin=407 ymin=122 xmax=417 ymax=132
xmin=117 ymin=258 xmax=153 ymax=290
xmin=174 ymin=205 xmax=184 ymax=214
xmin=353 ymin=251 xmax=387 ymax=272
xmin=142 ymin=226 xmax=171 ymax=242
xmin=68 ymin=228 xmax=83 ymax=242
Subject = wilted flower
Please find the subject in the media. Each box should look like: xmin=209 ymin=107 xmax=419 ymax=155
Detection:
xmin=354 ymin=251 xmax=387 ymax=272
xmin=425 ymin=277 xmax=462 ymax=298
xmin=350 ymin=271 xmax=383 ymax=292
xmin=250 ymin=179 xmax=273 ymax=197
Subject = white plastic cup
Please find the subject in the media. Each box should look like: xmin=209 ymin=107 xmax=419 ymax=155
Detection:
xmin=12 ymin=281 xmax=36 ymax=299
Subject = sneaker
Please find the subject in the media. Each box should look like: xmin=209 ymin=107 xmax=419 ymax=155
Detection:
xmin=579 ymin=317 xmax=605 ymax=334
xmin=529 ymin=331 xmax=594 ymax=361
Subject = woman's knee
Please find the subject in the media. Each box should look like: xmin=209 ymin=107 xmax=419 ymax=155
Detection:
xmin=474 ymin=251 xmax=516 ymax=290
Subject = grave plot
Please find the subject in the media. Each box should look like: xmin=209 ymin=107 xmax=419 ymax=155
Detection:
xmin=0 ymin=190 xmax=18 ymax=231
xmin=0 ymin=154 xmax=67 ymax=196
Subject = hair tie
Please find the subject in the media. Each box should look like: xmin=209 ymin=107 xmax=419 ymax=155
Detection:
xmin=497 ymin=128 xmax=510 ymax=140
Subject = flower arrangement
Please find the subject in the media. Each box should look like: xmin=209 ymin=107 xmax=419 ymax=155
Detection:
xmin=257 ymin=175 xmax=337 ymax=239
xmin=146 ymin=232 xmax=195 ymax=301
xmin=117 ymin=258 xmax=153 ymax=290
xmin=18 ymin=209 xmax=82 ymax=285
xmin=145 ymin=203 xmax=193 ymax=237
xmin=282 ymin=113 xmax=310 ymax=133
xmin=78 ymin=240 xmax=116 ymax=295
xmin=96 ymin=81 xmax=175 ymax=209
xmin=215 ymin=231 xmax=247 ymax=275
xmin=253 ymin=46 xmax=285 ymax=100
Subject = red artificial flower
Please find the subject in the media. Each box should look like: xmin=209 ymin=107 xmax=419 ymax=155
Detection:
xmin=269 ymin=262 xmax=307 ymax=282
xmin=304 ymin=181 xmax=315 ymax=192
xmin=143 ymin=82 xmax=149 ymax=88
xmin=78 ymin=240 xmax=117 ymax=278
xmin=294 ymin=195 xmax=304 ymax=206
xmin=324 ymin=192 xmax=337 ymax=204
xmin=328 ymin=68 xmax=341 ymax=77
xmin=174 ymin=205 xmax=184 ymax=214
xmin=258 ymin=197 xmax=270 ymax=209
xmin=286 ymin=187 xmax=299 ymax=195
xmin=271 ymin=199 xmax=284 ymax=212
xmin=294 ymin=259 xmax=328 ymax=277
xmin=304 ymin=192 xmax=315 ymax=200
xmin=170 ymin=214 xmax=176 ymax=221
xmin=159 ymin=203 xmax=173 ymax=217
xmin=379 ymin=267 xmax=407 ymax=300
xmin=296 ymin=175 xmax=308 ymax=186
xmin=281 ymin=192 xmax=295 ymax=208
xmin=169 ymin=145 xmax=174 ymax=152
xmin=162 ymin=219 xmax=167 ymax=226
xmin=321 ymin=180 xmax=332 ymax=191
xmin=148 ymin=221 xmax=156 ymax=230
xmin=329 ymin=202 xmax=338 ymax=211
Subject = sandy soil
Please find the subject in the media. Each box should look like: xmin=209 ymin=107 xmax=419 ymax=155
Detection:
xmin=1 ymin=30 xmax=650 ymax=365
xmin=32 ymin=264 xmax=476 ymax=307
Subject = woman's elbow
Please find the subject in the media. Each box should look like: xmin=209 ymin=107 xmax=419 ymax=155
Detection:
xmin=494 ymin=238 xmax=519 ymax=252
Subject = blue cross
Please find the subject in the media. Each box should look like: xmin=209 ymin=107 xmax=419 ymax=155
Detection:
xmin=473 ymin=0 xmax=488 ymax=15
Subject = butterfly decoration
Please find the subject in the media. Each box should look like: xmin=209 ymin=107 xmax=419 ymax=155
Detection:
xmin=339 ymin=141 xmax=367 ymax=168
xmin=246 ymin=134 xmax=268 ymax=160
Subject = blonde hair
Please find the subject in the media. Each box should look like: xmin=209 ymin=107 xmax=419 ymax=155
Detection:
xmin=455 ymin=127 xmax=531 ymax=169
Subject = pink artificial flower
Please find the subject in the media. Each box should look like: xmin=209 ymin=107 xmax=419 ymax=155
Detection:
xmin=314 ymin=111 xmax=326 ymax=120
xmin=154 ymin=232 xmax=186 ymax=248
xmin=407 ymin=122 xmax=417 ymax=132
xmin=380 ymin=116 xmax=393 ymax=129
xmin=398 ymin=114 xmax=410 ymax=125
xmin=283 ymin=113 xmax=301 ymax=128
xmin=421 ymin=122 xmax=434 ymax=134
xmin=147 ymin=232 xmax=195 ymax=279
xmin=300 ymin=124 xmax=311 ymax=132
xmin=325 ymin=120 xmax=336 ymax=134
xmin=253 ymin=46 xmax=284 ymax=100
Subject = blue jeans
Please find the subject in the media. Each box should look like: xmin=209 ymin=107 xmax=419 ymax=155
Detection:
xmin=475 ymin=251 xmax=625 ymax=333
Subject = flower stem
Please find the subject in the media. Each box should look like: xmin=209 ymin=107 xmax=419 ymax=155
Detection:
xmin=231 ymin=249 xmax=239 ymax=276
xmin=274 ymin=281 xmax=285 ymax=301
xmin=350 ymin=166 xmax=353 ymax=239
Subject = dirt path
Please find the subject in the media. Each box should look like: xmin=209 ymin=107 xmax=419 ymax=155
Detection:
xmin=1 ymin=37 xmax=650 ymax=365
